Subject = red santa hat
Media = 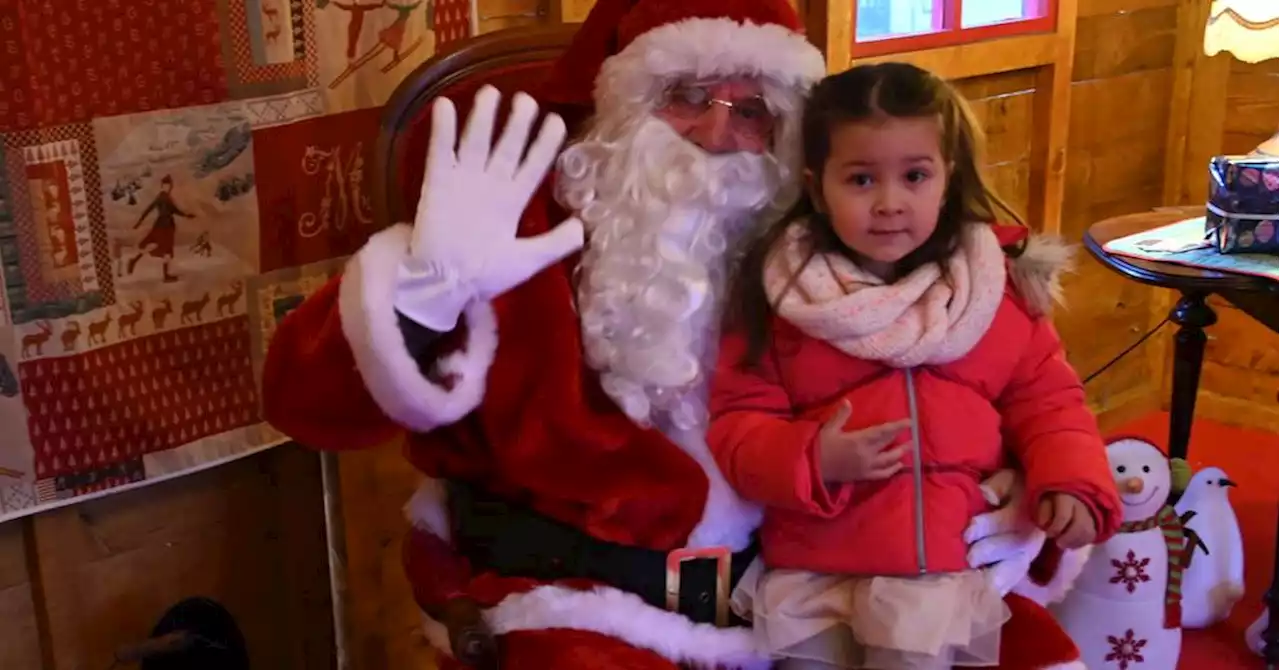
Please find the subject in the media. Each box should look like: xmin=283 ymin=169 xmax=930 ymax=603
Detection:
xmin=540 ymin=0 xmax=827 ymax=115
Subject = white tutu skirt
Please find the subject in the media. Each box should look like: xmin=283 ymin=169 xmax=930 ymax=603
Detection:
xmin=731 ymin=561 xmax=1009 ymax=670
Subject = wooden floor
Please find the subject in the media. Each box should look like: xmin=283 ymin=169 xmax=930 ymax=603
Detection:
xmin=0 ymin=446 xmax=335 ymax=670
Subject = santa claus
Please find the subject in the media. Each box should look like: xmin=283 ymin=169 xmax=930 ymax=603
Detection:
xmin=262 ymin=0 xmax=1090 ymax=668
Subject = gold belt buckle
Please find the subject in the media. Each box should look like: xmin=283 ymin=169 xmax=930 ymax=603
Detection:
xmin=665 ymin=545 xmax=732 ymax=627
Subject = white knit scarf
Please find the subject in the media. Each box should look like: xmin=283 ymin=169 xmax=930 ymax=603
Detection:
xmin=763 ymin=221 xmax=1008 ymax=367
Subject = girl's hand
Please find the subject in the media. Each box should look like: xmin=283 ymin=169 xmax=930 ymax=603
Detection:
xmin=816 ymin=400 xmax=911 ymax=482
xmin=1037 ymin=492 xmax=1097 ymax=549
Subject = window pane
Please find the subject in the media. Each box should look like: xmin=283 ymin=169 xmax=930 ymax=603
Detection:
xmin=961 ymin=0 xmax=1038 ymax=28
xmin=856 ymin=0 xmax=940 ymax=41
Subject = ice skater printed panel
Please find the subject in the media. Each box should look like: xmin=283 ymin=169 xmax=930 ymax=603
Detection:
xmin=13 ymin=0 xmax=228 ymax=127
xmin=255 ymin=107 xmax=379 ymax=272
xmin=2 ymin=126 xmax=112 ymax=325
xmin=19 ymin=316 xmax=261 ymax=481
xmin=218 ymin=0 xmax=316 ymax=99
xmin=95 ymin=103 xmax=260 ymax=301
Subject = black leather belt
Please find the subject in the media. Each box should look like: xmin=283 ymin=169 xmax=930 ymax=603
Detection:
xmin=447 ymin=481 xmax=757 ymax=627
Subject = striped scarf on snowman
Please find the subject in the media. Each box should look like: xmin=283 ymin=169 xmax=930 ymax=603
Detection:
xmin=1117 ymin=503 xmax=1199 ymax=629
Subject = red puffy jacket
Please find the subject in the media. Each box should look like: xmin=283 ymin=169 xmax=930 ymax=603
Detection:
xmin=707 ymin=278 xmax=1122 ymax=577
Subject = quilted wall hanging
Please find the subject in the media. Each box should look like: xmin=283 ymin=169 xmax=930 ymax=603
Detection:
xmin=0 ymin=0 xmax=475 ymax=522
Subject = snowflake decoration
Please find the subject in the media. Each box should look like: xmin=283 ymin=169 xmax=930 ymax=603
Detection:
xmin=1110 ymin=550 xmax=1152 ymax=593
xmin=1105 ymin=629 xmax=1147 ymax=669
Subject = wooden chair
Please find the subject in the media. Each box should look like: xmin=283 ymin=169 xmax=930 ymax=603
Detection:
xmin=372 ymin=23 xmax=582 ymax=228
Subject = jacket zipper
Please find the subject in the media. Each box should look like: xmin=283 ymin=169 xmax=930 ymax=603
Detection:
xmin=904 ymin=367 xmax=926 ymax=574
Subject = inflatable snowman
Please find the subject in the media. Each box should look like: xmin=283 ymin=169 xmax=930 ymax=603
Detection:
xmin=1051 ymin=437 xmax=1190 ymax=670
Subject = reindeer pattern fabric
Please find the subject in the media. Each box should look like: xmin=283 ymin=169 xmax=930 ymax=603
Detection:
xmin=0 ymin=0 xmax=472 ymax=519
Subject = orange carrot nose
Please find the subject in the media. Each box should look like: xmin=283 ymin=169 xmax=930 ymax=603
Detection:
xmin=1121 ymin=477 xmax=1144 ymax=494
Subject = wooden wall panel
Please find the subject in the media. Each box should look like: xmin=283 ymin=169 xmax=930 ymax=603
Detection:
xmin=0 ymin=523 xmax=41 ymax=669
xmin=1058 ymin=0 xmax=1179 ymax=425
xmin=1179 ymin=57 xmax=1279 ymax=431
xmin=478 ymin=0 xmax=546 ymax=33
xmin=0 ymin=447 xmax=333 ymax=670
xmin=1222 ymin=59 xmax=1279 ymax=155
xmin=335 ymin=440 xmax=436 ymax=670
xmin=953 ymin=71 xmax=1036 ymax=221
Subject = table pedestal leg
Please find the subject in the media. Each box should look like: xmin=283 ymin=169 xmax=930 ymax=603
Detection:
xmin=1167 ymin=292 xmax=1217 ymax=461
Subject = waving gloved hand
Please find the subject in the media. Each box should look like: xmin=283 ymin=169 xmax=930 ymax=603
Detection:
xmin=395 ymin=85 xmax=585 ymax=331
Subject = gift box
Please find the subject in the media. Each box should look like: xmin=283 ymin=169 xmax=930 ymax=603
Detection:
xmin=1204 ymin=155 xmax=1280 ymax=254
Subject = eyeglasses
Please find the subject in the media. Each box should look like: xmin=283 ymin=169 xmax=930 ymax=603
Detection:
xmin=660 ymin=82 xmax=776 ymax=138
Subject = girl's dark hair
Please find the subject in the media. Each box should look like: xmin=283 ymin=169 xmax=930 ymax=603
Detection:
xmin=727 ymin=62 xmax=1026 ymax=367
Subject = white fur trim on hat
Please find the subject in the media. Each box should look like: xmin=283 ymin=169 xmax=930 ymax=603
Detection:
xmin=594 ymin=17 xmax=827 ymax=118
xmin=338 ymin=224 xmax=498 ymax=433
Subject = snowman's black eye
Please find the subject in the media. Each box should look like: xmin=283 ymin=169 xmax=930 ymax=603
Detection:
xmin=1117 ymin=465 xmax=1127 ymax=473
xmin=1142 ymin=465 xmax=1150 ymax=473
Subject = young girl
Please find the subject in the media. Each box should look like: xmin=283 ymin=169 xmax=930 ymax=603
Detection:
xmin=707 ymin=63 xmax=1123 ymax=669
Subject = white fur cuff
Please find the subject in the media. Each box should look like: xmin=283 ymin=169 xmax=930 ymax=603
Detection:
xmin=338 ymin=224 xmax=498 ymax=433
xmin=596 ymin=17 xmax=826 ymax=118
xmin=425 ymin=583 xmax=768 ymax=670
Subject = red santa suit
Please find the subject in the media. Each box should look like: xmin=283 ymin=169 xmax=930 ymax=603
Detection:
xmin=261 ymin=0 xmax=1090 ymax=667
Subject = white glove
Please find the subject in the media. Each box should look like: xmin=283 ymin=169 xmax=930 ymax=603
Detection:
xmin=395 ymin=85 xmax=585 ymax=331
xmin=965 ymin=469 xmax=1046 ymax=596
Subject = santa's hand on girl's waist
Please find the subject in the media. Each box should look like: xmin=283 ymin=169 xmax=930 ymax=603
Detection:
xmin=964 ymin=469 xmax=1046 ymax=595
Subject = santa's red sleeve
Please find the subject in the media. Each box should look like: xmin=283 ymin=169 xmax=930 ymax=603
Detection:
xmin=261 ymin=223 xmax=499 ymax=451
xmin=997 ymin=308 xmax=1123 ymax=543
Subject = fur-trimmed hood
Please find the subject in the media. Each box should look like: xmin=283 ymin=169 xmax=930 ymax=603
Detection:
xmin=1008 ymin=233 xmax=1075 ymax=318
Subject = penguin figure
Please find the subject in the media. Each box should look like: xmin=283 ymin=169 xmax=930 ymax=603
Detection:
xmin=1175 ymin=466 xmax=1245 ymax=629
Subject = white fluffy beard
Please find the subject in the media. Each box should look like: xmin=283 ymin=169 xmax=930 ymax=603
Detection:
xmin=556 ymin=115 xmax=795 ymax=432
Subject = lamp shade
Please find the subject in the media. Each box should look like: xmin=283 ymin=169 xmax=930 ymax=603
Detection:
xmin=1204 ymin=0 xmax=1280 ymax=63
